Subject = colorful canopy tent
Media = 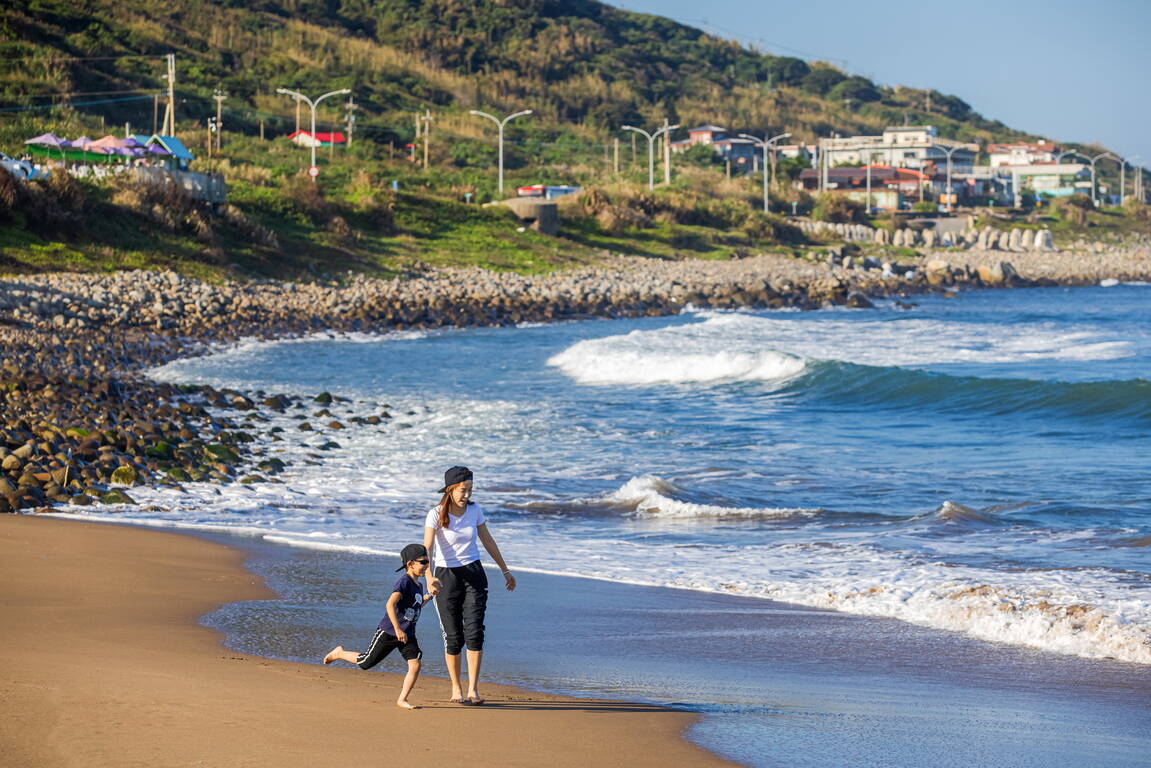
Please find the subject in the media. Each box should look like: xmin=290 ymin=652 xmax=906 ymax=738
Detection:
xmin=25 ymin=133 xmax=70 ymax=148
xmin=19 ymin=133 xmax=191 ymax=170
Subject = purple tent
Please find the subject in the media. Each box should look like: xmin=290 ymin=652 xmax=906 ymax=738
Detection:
xmin=25 ymin=133 xmax=70 ymax=148
xmin=72 ymin=136 xmax=92 ymax=149
xmin=145 ymin=144 xmax=171 ymax=155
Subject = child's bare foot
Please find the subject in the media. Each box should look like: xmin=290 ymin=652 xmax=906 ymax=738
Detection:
xmin=396 ymin=700 xmax=418 ymax=710
xmin=323 ymin=646 xmax=343 ymax=664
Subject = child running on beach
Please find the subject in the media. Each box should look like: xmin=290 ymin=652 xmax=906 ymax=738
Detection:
xmin=323 ymin=543 xmax=431 ymax=709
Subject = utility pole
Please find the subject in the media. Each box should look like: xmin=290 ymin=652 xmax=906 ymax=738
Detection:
xmin=152 ymin=93 xmax=159 ymax=135
xmin=345 ymin=96 xmax=358 ymax=149
xmin=212 ymin=87 xmax=226 ymax=153
xmin=259 ymin=120 xmax=265 ymax=141
xmin=662 ymin=118 xmax=672 ymax=186
xmin=161 ymin=53 xmax=176 ymax=137
xmin=613 ymin=138 xmax=619 ymax=174
xmin=422 ymin=109 xmax=431 ymax=170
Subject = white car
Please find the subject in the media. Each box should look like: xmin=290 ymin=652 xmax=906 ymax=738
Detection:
xmin=0 ymin=152 xmax=43 ymax=180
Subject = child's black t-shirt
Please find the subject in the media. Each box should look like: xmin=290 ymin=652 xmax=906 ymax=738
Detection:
xmin=377 ymin=573 xmax=424 ymax=636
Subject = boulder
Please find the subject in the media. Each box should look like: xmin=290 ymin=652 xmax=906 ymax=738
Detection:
xmin=204 ymin=444 xmax=241 ymax=462
xmin=110 ymin=465 xmax=139 ymax=486
xmin=99 ymin=489 xmax=136 ymax=505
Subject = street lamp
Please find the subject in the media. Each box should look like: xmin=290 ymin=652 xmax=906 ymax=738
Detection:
xmin=938 ymin=143 xmax=976 ymax=212
xmin=469 ymin=108 xmax=533 ymax=196
xmin=276 ymin=87 xmax=351 ymax=179
xmin=1086 ymin=152 xmax=1119 ymax=207
xmin=1117 ymin=155 xmax=1140 ymax=206
xmin=737 ymin=131 xmax=790 ymax=213
xmin=621 ymin=122 xmax=679 ymax=190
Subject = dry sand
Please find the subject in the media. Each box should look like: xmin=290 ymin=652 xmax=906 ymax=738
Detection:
xmin=0 ymin=516 xmax=739 ymax=768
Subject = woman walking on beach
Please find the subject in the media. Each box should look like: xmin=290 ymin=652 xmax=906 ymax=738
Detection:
xmin=424 ymin=465 xmax=516 ymax=705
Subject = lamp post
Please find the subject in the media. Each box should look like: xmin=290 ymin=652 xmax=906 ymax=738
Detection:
xmin=1085 ymin=151 xmax=1119 ymax=207
xmin=469 ymin=108 xmax=533 ymax=196
xmin=622 ymin=122 xmax=680 ymax=190
xmin=1117 ymin=155 xmax=1140 ymax=206
xmin=939 ymin=144 xmax=976 ymax=212
xmin=276 ymin=87 xmax=351 ymax=179
xmin=737 ymin=131 xmax=790 ymax=213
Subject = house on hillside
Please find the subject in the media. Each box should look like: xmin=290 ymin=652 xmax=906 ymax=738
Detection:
xmin=286 ymin=130 xmax=346 ymax=147
xmin=670 ymin=125 xmax=759 ymax=167
xmin=988 ymin=140 xmax=1059 ymax=167
xmin=820 ymin=126 xmax=977 ymax=172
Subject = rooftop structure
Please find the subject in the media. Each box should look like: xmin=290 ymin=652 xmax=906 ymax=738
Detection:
xmin=820 ymin=126 xmax=977 ymax=172
xmin=987 ymin=140 xmax=1060 ymax=167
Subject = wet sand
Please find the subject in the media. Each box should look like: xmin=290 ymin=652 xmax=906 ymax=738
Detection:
xmin=204 ymin=533 xmax=1151 ymax=768
xmin=0 ymin=516 xmax=739 ymax=768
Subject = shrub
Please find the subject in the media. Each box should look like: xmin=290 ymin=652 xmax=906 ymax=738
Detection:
xmin=812 ymin=193 xmax=865 ymax=223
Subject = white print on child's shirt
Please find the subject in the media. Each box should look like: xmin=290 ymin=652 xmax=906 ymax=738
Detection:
xmin=403 ymin=594 xmax=423 ymax=623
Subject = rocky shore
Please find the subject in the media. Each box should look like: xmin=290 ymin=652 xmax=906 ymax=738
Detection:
xmin=2 ymin=242 xmax=1149 ymax=513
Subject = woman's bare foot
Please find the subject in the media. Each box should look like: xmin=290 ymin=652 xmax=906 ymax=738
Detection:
xmin=323 ymin=646 xmax=344 ymax=664
xmin=396 ymin=700 xmax=418 ymax=710
xmin=467 ymin=691 xmax=485 ymax=705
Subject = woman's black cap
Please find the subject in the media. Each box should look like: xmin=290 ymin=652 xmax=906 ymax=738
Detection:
xmin=439 ymin=465 xmax=473 ymax=493
xmin=396 ymin=543 xmax=428 ymax=571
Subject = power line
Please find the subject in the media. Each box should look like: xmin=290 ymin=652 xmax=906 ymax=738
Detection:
xmin=0 ymin=54 xmax=168 ymax=63
xmin=0 ymin=94 xmax=154 ymax=112
xmin=0 ymin=89 xmax=161 ymax=101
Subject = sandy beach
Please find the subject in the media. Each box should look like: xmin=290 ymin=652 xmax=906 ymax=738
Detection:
xmin=0 ymin=515 xmax=739 ymax=768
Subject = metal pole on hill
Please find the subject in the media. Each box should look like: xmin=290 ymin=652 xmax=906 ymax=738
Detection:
xmin=1087 ymin=151 xmax=1119 ymax=207
xmin=469 ymin=108 xmax=533 ymax=195
xmin=738 ymin=131 xmax=790 ymax=213
xmin=213 ymin=88 xmax=226 ymax=153
xmin=939 ymin=143 xmax=976 ymax=212
xmin=275 ymin=87 xmax=351 ymax=180
xmin=622 ymin=122 xmax=679 ymax=191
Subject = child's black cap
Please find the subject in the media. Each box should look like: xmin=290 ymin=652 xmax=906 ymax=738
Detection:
xmin=396 ymin=543 xmax=429 ymax=572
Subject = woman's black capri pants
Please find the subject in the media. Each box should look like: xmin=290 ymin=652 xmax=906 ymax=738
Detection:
xmin=434 ymin=560 xmax=488 ymax=655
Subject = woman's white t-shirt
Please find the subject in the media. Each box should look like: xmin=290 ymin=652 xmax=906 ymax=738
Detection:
xmin=425 ymin=502 xmax=487 ymax=568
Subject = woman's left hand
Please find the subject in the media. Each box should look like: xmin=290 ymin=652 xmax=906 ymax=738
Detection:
xmin=503 ymin=571 xmax=517 ymax=592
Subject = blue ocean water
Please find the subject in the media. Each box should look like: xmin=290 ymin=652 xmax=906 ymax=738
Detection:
xmin=67 ymin=282 xmax=1151 ymax=766
xmin=124 ymin=283 xmax=1150 ymax=664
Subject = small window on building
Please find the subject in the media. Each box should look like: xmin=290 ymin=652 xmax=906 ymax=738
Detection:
xmin=903 ymin=151 xmax=916 ymax=159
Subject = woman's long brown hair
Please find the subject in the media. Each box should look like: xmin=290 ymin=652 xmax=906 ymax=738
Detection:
xmin=438 ymin=482 xmax=465 ymax=529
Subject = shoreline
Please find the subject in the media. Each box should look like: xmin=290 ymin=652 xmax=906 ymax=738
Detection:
xmin=0 ymin=514 xmax=743 ymax=768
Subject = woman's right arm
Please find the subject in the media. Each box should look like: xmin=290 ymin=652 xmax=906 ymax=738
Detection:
xmin=422 ymin=525 xmax=441 ymax=595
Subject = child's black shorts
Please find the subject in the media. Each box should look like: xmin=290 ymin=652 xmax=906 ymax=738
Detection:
xmin=355 ymin=628 xmax=422 ymax=670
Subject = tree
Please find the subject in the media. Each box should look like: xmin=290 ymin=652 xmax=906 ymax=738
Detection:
xmin=801 ymin=66 xmax=846 ymax=96
xmin=830 ymin=76 xmax=880 ymax=103
xmin=765 ymin=56 xmax=809 ymax=87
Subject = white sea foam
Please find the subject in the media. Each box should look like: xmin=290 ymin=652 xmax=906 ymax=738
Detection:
xmin=548 ymin=310 xmax=1133 ymax=387
xmin=606 ymin=475 xmax=819 ymax=519
xmin=547 ymin=328 xmax=806 ymax=386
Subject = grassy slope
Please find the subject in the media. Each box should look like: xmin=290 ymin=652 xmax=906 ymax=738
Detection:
xmin=0 ymin=0 xmax=1142 ymax=278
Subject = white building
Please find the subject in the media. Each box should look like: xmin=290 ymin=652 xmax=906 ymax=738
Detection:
xmin=820 ymin=126 xmax=977 ymax=172
xmin=987 ymin=140 xmax=1059 ymax=167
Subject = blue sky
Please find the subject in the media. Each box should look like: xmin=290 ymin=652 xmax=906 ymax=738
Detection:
xmin=613 ymin=0 xmax=1150 ymax=166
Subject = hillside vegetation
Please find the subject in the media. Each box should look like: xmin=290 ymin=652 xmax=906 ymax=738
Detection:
xmin=0 ymin=0 xmax=1140 ymax=278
